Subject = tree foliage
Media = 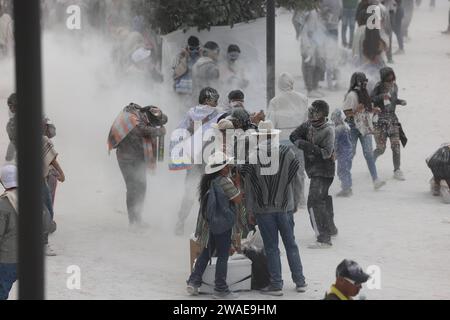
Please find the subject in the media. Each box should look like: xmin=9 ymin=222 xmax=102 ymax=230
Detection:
xmin=131 ymin=0 xmax=316 ymax=34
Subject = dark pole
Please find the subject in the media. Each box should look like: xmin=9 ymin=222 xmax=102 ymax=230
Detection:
xmin=266 ymin=0 xmax=276 ymax=105
xmin=13 ymin=0 xmax=45 ymax=300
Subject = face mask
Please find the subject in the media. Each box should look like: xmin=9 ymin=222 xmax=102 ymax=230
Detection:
xmin=227 ymin=52 xmax=240 ymax=62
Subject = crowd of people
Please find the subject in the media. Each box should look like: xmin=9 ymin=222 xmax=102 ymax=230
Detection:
xmin=1 ymin=0 xmax=449 ymax=301
xmin=172 ymin=36 xmax=249 ymax=109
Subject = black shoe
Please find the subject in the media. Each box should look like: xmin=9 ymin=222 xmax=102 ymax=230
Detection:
xmin=260 ymin=285 xmax=283 ymax=297
xmin=330 ymin=227 xmax=338 ymax=237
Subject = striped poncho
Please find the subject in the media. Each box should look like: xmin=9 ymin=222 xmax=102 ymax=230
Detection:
xmin=107 ymin=104 xmax=156 ymax=170
xmin=240 ymin=144 xmax=300 ymax=214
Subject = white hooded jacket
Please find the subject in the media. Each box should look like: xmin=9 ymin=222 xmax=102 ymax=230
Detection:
xmin=267 ymin=73 xmax=309 ymax=141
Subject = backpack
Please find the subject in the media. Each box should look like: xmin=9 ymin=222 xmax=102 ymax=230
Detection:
xmin=205 ymin=179 xmax=236 ymax=235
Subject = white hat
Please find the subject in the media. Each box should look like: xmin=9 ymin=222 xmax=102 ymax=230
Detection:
xmin=1 ymin=165 xmax=18 ymax=189
xmin=251 ymin=120 xmax=281 ymax=136
xmin=211 ymin=119 xmax=235 ymax=131
xmin=131 ymin=47 xmax=151 ymax=63
xmin=205 ymin=151 xmax=234 ymax=175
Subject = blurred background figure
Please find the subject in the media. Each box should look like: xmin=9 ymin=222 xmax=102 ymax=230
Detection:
xmin=341 ymin=0 xmax=358 ymax=49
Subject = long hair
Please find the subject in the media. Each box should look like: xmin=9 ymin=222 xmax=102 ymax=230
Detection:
xmin=363 ymin=28 xmax=386 ymax=62
xmin=347 ymin=72 xmax=372 ymax=111
xmin=198 ymin=171 xmax=221 ymax=203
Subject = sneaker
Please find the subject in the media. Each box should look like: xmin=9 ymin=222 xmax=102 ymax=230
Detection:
xmin=394 ymin=49 xmax=405 ymax=55
xmin=393 ymin=170 xmax=406 ymax=181
xmin=307 ymin=241 xmax=332 ymax=249
xmin=296 ymin=283 xmax=308 ymax=293
xmin=373 ymin=179 xmax=386 ymax=190
xmin=260 ymin=285 xmax=284 ymax=297
xmin=442 ymin=29 xmax=450 ymax=35
xmin=336 ymin=189 xmax=352 ymax=197
xmin=212 ymin=290 xmax=239 ymax=300
xmin=45 ymin=244 xmax=57 ymax=257
xmin=186 ymin=283 xmax=199 ymax=296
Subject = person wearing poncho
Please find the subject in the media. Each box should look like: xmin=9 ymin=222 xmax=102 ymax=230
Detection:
xmin=108 ymin=103 xmax=167 ymax=228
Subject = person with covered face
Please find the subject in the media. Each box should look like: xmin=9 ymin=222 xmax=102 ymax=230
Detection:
xmin=192 ymin=41 xmax=221 ymax=103
xmin=267 ymin=73 xmax=309 ymax=207
xmin=173 ymin=36 xmax=202 ymax=96
xmin=371 ymin=67 xmax=407 ymax=181
xmin=330 ymin=109 xmax=353 ymax=197
xmin=290 ymin=100 xmax=338 ymax=249
xmin=221 ymin=44 xmax=249 ymax=94
xmin=324 ymin=259 xmax=370 ymax=300
xmin=343 ymin=73 xmax=386 ymax=191
xmin=108 ymin=103 xmax=167 ymax=229
xmin=173 ymin=87 xmax=223 ymax=236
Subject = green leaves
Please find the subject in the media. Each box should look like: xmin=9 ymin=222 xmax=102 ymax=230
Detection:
xmin=131 ymin=0 xmax=316 ymax=34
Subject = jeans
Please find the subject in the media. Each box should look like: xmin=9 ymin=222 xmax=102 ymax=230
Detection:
xmin=307 ymin=177 xmax=336 ymax=244
xmin=337 ymin=151 xmax=353 ymax=191
xmin=117 ymin=158 xmax=147 ymax=225
xmin=342 ymin=8 xmax=356 ymax=46
xmin=43 ymin=181 xmax=54 ymax=220
xmin=350 ymin=127 xmax=379 ymax=181
xmin=0 ymin=263 xmax=17 ymax=300
xmin=255 ymin=212 xmax=305 ymax=289
xmin=188 ymin=229 xmax=232 ymax=293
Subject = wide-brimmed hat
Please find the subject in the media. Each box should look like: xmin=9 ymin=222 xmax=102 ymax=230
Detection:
xmin=1 ymin=165 xmax=18 ymax=189
xmin=205 ymin=151 xmax=234 ymax=174
xmin=251 ymin=120 xmax=281 ymax=136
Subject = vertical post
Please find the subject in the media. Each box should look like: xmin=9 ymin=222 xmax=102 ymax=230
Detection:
xmin=266 ymin=0 xmax=276 ymax=105
xmin=13 ymin=0 xmax=45 ymax=300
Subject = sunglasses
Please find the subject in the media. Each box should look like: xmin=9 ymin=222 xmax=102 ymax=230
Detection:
xmin=343 ymin=277 xmax=362 ymax=286
xmin=188 ymin=46 xmax=200 ymax=51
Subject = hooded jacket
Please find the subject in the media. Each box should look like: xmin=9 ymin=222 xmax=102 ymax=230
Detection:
xmin=290 ymin=120 xmax=336 ymax=178
xmin=267 ymin=73 xmax=309 ymax=141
